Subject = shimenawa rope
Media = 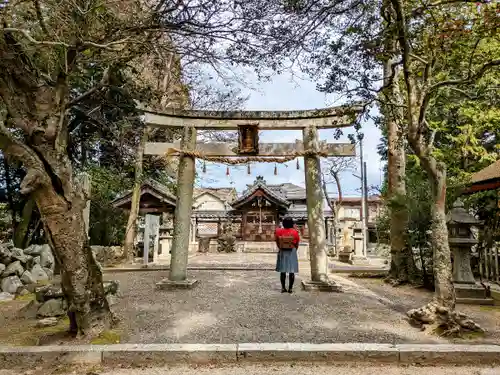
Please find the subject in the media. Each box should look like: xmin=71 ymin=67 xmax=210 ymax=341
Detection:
xmin=164 ymin=148 xmax=328 ymax=165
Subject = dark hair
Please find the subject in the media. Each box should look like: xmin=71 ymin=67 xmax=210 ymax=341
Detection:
xmin=282 ymin=217 xmax=294 ymax=229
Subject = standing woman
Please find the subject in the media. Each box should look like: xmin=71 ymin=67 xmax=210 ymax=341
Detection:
xmin=275 ymin=217 xmax=300 ymax=293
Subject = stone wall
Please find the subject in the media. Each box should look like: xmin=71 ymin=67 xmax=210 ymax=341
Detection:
xmin=0 ymin=243 xmax=55 ymax=301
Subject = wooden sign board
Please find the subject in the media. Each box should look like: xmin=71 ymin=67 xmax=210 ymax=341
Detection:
xmin=145 ymin=141 xmax=356 ymax=157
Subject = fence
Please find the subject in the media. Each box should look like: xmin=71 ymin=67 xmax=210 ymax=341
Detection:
xmin=477 ymin=242 xmax=500 ymax=285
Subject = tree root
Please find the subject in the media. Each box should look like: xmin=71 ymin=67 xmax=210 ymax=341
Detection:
xmin=407 ymin=302 xmax=484 ymax=337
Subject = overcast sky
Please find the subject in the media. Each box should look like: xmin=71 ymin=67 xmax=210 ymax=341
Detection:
xmin=196 ymin=73 xmax=384 ymax=197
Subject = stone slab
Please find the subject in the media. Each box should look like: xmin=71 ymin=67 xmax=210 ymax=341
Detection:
xmin=490 ymin=288 xmax=500 ymax=305
xmin=397 ymin=344 xmax=500 ymax=365
xmin=456 ymin=297 xmax=495 ymax=305
xmin=236 ymin=343 xmax=398 ymax=363
xmin=101 ymin=344 xmax=237 ymax=366
xmin=156 ymin=279 xmax=199 ymax=290
xmin=348 ymin=256 xmax=371 ymax=266
xmin=328 ymin=267 xmax=388 ymax=274
xmin=301 ymin=280 xmax=343 ymax=292
xmin=454 ymin=283 xmax=490 ymax=300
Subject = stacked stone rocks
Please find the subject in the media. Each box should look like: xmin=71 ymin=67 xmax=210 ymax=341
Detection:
xmin=28 ymin=280 xmax=119 ymax=320
xmin=0 ymin=243 xmax=55 ymax=301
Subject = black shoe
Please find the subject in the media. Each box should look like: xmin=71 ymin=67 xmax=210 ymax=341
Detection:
xmin=288 ymin=289 xmax=293 ymax=294
xmin=281 ymin=288 xmax=287 ymax=293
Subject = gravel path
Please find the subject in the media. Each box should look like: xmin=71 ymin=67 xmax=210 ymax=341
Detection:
xmin=105 ymin=269 xmax=440 ymax=344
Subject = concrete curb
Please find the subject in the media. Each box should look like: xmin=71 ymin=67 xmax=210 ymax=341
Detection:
xmin=1 ymin=343 xmax=500 ymax=368
xmin=103 ymin=266 xmax=389 ymax=274
xmin=103 ymin=266 xmax=276 ymax=273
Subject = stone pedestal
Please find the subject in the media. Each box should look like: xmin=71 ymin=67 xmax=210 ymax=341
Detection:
xmin=349 ymin=235 xmax=369 ymax=265
xmin=301 ymin=280 xmax=343 ymax=292
xmin=452 ymin=244 xmax=493 ymax=305
xmin=156 ymin=279 xmax=199 ymax=290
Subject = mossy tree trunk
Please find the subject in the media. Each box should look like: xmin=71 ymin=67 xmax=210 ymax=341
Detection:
xmin=0 ymin=32 xmax=113 ymax=337
xmin=381 ymin=0 xmax=419 ymax=286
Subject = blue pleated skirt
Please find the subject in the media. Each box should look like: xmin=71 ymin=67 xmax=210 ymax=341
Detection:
xmin=275 ymin=248 xmax=299 ymax=273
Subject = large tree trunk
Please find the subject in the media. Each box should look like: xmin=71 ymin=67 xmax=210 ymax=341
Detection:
xmin=407 ymin=159 xmax=481 ymax=335
xmin=124 ymin=128 xmax=148 ymax=262
xmin=385 ymin=101 xmax=419 ymax=285
xmin=0 ymin=28 xmax=113 ymax=337
xmin=381 ymin=1 xmax=418 ymax=285
xmin=32 ymin=176 xmax=113 ymax=336
xmin=428 ymin=168 xmax=455 ymax=308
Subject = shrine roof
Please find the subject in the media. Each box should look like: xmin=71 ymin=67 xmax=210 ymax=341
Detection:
xmin=232 ymin=176 xmax=291 ymax=209
xmin=471 ymin=160 xmax=500 ymax=184
xmin=112 ymin=179 xmax=177 ymax=212
xmin=463 ymin=159 xmax=500 ymax=194
xmin=244 ymin=182 xmax=307 ymax=200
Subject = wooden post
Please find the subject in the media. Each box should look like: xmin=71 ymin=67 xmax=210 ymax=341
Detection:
xmin=169 ymin=126 xmax=197 ymax=282
xmin=303 ymin=126 xmax=328 ymax=282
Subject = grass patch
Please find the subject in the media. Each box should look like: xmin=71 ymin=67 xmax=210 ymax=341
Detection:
xmin=348 ymin=272 xmax=387 ymax=279
xmin=479 ymin=305 xmax=500 ymax=312
xmin=90 ymin=329 xmax=121 ymax=344
xmin=15 ymin=293 xmax=36 ymax=301
xmin=461 ymin=330 xmax=486 ymax=340
xmin=0 ymin=315 xmax=70 ymax=346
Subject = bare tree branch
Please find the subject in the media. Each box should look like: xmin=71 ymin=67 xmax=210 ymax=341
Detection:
xmin=3 ymin=28 xmax=133 ymax=50
xmin=428 ymin=59 xmax=500 ymax=93
xmin=32 ymin=0 xmax=49 ymax=35
xmin=66 ymin=67 xmax=111 ymax=108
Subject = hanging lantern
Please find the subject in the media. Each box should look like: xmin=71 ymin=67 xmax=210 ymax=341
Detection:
xmin=296 ymin=158 xmax=300 ymax=170
xmin=226 ymin=166 xmax=230 ymax=176
xmin=274 ymin=164 xmax=278 ymax=175
xmin=247 ymin=164 xmax=251 ymax=175
xmin=202 ymin=161 xmax=207 ymax=173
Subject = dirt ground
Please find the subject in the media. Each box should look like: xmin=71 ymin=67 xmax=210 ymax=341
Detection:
xmin=0 ymin=253 xmax=499 ymax=346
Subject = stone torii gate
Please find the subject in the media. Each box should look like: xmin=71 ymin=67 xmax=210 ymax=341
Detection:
xmin=142 ymin=106 xmax=363 ymax=290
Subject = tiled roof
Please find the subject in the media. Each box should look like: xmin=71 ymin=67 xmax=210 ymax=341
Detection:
xmin=112 ymin=179 xmax=177 ymax=209
xmin=194 ymin=187 xmax=238 ymax=203
xmin=245 ymin=182 xmax=307 ymax=200
xmin=232 ymin=177 xmax=290 ymax=208
xmin=471 ymin=160 xmax=500 ymax=184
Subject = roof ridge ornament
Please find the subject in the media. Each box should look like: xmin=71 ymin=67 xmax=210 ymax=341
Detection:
xmin=254 ymin=176 xmax=266 ymax=185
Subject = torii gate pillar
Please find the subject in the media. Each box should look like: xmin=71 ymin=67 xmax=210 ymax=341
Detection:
xmin=303 ymin=126 xmax=327 ymax=281
xmin=302 ymin=126 xmax=342 ymax=291
xmin=157 ymin=126 xmax=199 ymax=290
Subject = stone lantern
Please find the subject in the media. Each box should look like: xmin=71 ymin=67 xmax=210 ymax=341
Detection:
xmin=446 ymin=199 xmax=492 ymax=305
